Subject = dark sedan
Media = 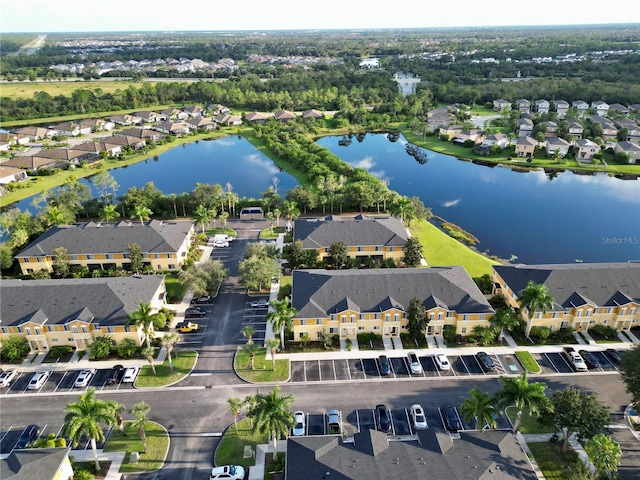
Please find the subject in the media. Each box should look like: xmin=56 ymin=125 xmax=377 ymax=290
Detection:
xmin=185 ymin=306 xmax=207 ymax=317
xmin=579 ymin=350 xmax=601 ymax=369
xmin=375 ymin=404 xmax=392 ymax=433
xmin=442 ymin=406 xmax=461 ymax=433
xmin=15 ymin=425 xmax=40 ymax=449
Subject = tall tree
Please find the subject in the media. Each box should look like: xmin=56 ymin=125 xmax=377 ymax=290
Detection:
xmin=518 ymin=281 xmax=554 ymax=337
xmin=127 ymin=243 xmax=144 ymax=274
xmin=127 ymin=302 xmax=157 ymax=349
xmin=52 ymin=246 xmax=70 ymax=278
xmin=265 ymin=337 xmax=280 ymax=371
xmin=228 ymin=397 xmax=244 ymax=433
xmin=100 ymin=204 xmax=120 ymax=222
xmin=618 ymin=344 xmax=640 ymax=410
xmin=133 ymin=204 xmax=152 ymax=225
xmin=160 ymin=332 xmax=180 ymax=371
xmin=403 ymin=237 xmax=423 ymax=267
xmin=391 ymin=196 xmax=414 ymax=224
xmin=495 ymin=371 xmax=549 ymax=433
xmin=241 ymin=325 xmax=255 ymax=345
xmin=406 ymin=296 xmax=427 ymax=340
xmin=585 ymin=433 xmax=622 ymax=479
xmin=141 ymin=346 xmax=157 ymax=375
xmin=242 ymin=341 xmax=260 ymax=370
xmin=130 ymin=401 xmax=151 ymax=453
xmin=194 ymin=204 xmax=214 ymax=233
xmin=460 ymin=387 xmax=501 ymax=430
xmin=327 ymin=241 xmax=348 ymax=269
xmin=63 ymin=387 xmax=120 ymax=471
xmin=489 ymin=307 xmax=521 ymax=342
xmin=247 ymin=386 xmax=294 ymax=460
xmin=539 ymin=386 xmax=611 ymax=452
xmin=266 ymin=297 xmax=297 ymax=348
xmin=92 ymin=170 xmax=119 ymax=205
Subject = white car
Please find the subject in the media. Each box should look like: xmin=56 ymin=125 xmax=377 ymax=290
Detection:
xmin=213 ymin=240 xmax=229 ymax=248
xmin=74 ymin=369 xmax=96 ymax=388
xmin=293 ymin=411 xmax=305 ymax=436
xmin=0 ymin=370 xmax=17 ymax=388
xmin=407 ymin=351 xmax=422 ymax=374
xmin=122 ymin=366 xmax=140 ymax=383
xmin=434 ymin=353 xmax=451 ymax=371
xmin=410 ymin=404 xmax=428 ymax=430
xmin=210 ymin=465 xmax=245 ymax=480
xmin=27 ymin=371 xmax=51 ymax=390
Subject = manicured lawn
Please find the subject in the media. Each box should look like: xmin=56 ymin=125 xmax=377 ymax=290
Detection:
xmin=409 ymin=218 xmax=499 ymax=278
xmin=505 ymin=406 xmax=551 ymax=434
xmin=163 ymin=274 xmax=185 ymax=304
xmin=215 ymin=417 xmax=269 ymax=468
xmin=104 ymin=421 xmax=168 ymax=473
xmin=135 ymin=351 xmax=197 ymax=387
xmin=515 ymin=350 xmax=542 ymax=373
xmin=234 ymin=348 xmax=289 ymax=382
xmin=204 ymin=227 xmax=237 ymax=237
xmin=260 ymin=226 xmax=285 ymax=239
xmin=528 ymin=442 xmax=581 ymax=480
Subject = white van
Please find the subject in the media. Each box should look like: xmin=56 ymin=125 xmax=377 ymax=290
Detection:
xmin=212 ymin=234 xmax=233 ymax=244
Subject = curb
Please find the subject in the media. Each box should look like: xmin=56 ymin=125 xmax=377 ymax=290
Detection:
xmin=232 ymin=349 xmax=292 ymax=385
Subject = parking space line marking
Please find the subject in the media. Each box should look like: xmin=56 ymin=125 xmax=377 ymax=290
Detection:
xmin=543 ymin=353 xmax=560 ymax=373
xmin=332 ymin=360 xmax=337 ymax=381
xmin=0 ymin=427 xmax=12 ymax=444
xmin=405 ymin=408 xmax=413 ymax=436
xmin=389 ymin=409 xmax=396 ymax=436
xmin=318 ymin=360 xmax=322 ymax=382
xmin=356 ymin=410 xmax=360 ymax=433
xmin=390 ymin=359 xmax=397 ymax=378
xmin=304 ymin=361 xmax=307 ymax=383
xmin=460 ymin=356 xmax=472 ymax=375
xmin=345 ymin=359 xmax=351 ymax=381
xmin=374 ymin=359 xmax=381 ymax=378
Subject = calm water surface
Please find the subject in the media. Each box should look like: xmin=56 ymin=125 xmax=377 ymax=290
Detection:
xmin=317 ymin=133 xmax=640 ymax=264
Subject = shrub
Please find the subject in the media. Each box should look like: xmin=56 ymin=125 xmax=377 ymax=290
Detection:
xmin=530 ymin=326 xmax=551 ymax=343
xmin=589 ymin=324 xmax=618 ymax=339
xmin=0 ymin=335 xmax=30 ymax=363
xmin=88 ymin=335 xmax=112 ymax=360
xmin=443 ymin=324 xmax=458 ymax=344
xmin=117 ymin=338 xmax=138 ymax=358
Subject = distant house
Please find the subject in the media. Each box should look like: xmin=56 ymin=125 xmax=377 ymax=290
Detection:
xmin=302 ymin=109 xmax=324 ymax=120
xmin=517 ymin=118 xmax=534 ymax=137
xmin=438 ymin=124 xmax=464 ymax=139
xmin=78 ymin=118 xmax=115 ymax=132
xmin=540 ymin=120 xmax=558 ymax=137
xmin=554 ymin=99 xmax=570 ymax=118
xmin=207 ymin=103 xmax=230 ymax=115
xmin=2 ymin=155 xmax=66 ymax=171
xmin=480 ymin=133 xmax=510 ymax=150
xmin=427 ymin=107 xmax=454 ymax=131
xmin=575 ymin=139 xmax=600 ymax=161
xmin=214 ymin=113 xmax=242 ymax=126
xmin=108 ymin=135 xmax=147 ymax=150
xmin=568 ymin=121 xmax=584 ymax=139
xmin=244 ymin=111 xmax=269 ymax=124
xmin=36 ymin=148 xmax=99 ymax=164
xmin=514 ymin=136 xmax=537 ymax=158
xmin=452 ymin=129 xmax=483 ymax=145
xmin=274 ymin=109 xmax=297 ymax=123
xmin=534 ymin=99 xmax=550 ymax=114
xmin=545 ymin=137 xmax=571 ymax=157
xmin=0 ymin=132 xmax=19 ymax=145
xmin=515 ymin=99 xmax=531 ymax=113
xmin=0 ymin=166 xmax=29 ymax=185
xmin=186 ymin=117 xmax=216 ymax=131
xmin=572 ymin=100 xmax=589 ymax=116
xmin=12 ymin=126 xmax=55 ymax=142
xmin=588 ymin=115 xmax=618 ymax=140
xmin=72 ymin=141 xmax=122 ymax=157
xmin=160 ymin=108 xmax=188 ymax=120
xmin=628 ymin=104 xmax=640 ymax=113
xmin=109 ymin=114 xmax=142 ymax=126
xmin=182 ymin=105 xmax=205 ymax=118
xmin=613 ymin=118 xmax=640 ymax=142
xmin=154 ymin=121 xmax=190 ymax=137
xmin=51 ymin=121 xmax=91 ymax=137
xmin=614 ymin=141 xmax=640 ymax=163
xmin=493 ymin=98 xmax=511 ymax=111
xmin=1 ymin=447 xmax=74 ymax=480
xmin=134 ymin=111 xmax=164 ymax=123
xmin=591 ymin=100 xmax=610 ymax=117
xmin=119 ymin=127 xmax=166 ymax=142
xmin=608 ymin=103 xmax=629 ymax=115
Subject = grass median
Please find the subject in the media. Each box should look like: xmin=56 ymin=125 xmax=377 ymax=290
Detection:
xmin=215 ymin=417 xmax=269 ymax=468
xmin=104 ymin=420 xmax=168 ymax=473
xmin=135 ymin=350 xmax=197 ymax=388
xmin=504 ymin=406 xmax=551 ymax=434
xmin=528 ymin=442 xmax=581 ymax=480
xmin=234 ymin=348 xmax=289 ymax=383
xmin=515 ymin=350 xmax=542 ymax=373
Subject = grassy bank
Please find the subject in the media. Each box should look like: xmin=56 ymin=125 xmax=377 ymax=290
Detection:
xmin=215 ymin=417 xmax=269 ymax=468
xmin=234 ymin=348 xmax=289 ymax=383
xmin=135 ymin=350 xmax=197 ymax=388
xmin=409 ymin=218 xmax=500 ymax=278
xmin=104 ymin=420 xmax=168 ymax=473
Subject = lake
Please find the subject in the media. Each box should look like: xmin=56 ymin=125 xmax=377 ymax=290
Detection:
xmin=10 ymin=133 xmax=640 ymax=264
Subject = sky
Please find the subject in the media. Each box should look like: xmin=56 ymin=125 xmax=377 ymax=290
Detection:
xmin=2 ymin=0 xmax=639 ymax=33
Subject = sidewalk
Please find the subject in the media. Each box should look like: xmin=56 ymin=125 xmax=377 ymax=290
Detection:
xmin=69 ymin=450 xmax=126 ymax=480
xmin=248 ymin=441 xmax=287 ymax=480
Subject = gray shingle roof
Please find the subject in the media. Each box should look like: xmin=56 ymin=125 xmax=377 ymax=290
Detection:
xmin=494 ymin=262 xmax=640 ymax=311
xmin=292 ymin=267 xmax=494 ymax=318
xmin=1 ymin=447 xmax=71 ymax=480
xmin=294 ymin=215 xmax=409 ymax=249
xmin=17 ymin=219 xmax=192 ymax=257
xmin=285 ymin=428 xmax=537 ymax=480
xmin=0 ymin=275 xmax=165 ymax=328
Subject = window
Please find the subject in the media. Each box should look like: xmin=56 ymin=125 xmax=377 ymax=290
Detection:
xmin=479 ymin=314 xmax=486 ymax=321
xmin=51 ymin=338 xmax=58 ymax=343
xmin=35 ymin=328 xmax=40 ymax=335
xmin=299 ymin=332 xmax=308 ymax=339
xmin=552 ymin=312 xmax=559 ymax=318
xmin=604 ymin=320 xmax=609 ymax=324
xmin=25 ymin=328 xmax=32 ymax=335
xmin=358 ymin=247 xmax=364 ymax=252
xmin=87 ymin=255 xmax=94 ymax=260
xmin=437 ymin=313 xmax=443 ymax=321
xmin=620 ymin=308 xmax=627 ymax=315
xmin=112 ymin=339 xmax=118 ymax=346
xmin=107 ymin=327 xmax=115 ymax=333
xmin=350 ymin=315 xmax=355 ymax=323
xmin=631 ymin=307 xmax=637 ymax=315
xmin=68 ymin=338 xmax=73 ymax=342
xmin=316 ymin=319 xmax=322 ymax=325
xmin=36 ymin=257 xmax=42 ymax=263
xmin=300 ymin=319 xmax=306 ymax=326
xmin=561 ymin=321 xmax=569 ymax=328
xmin=462 ymin=314 xmax=468 ymax=321
xmin=373 ymin=326 xmax=379 ymax=330
xmin=329 ymin=328 xmax=337 ymax=334
xmin=70 ymin=255 xmax=78 ymax=260
xmin=81 ymin=326 xmax=88 ymax=333
xmin=385 ymin=314 xmax=391 ymax=322
xmin=0 ymin=327 xmax=7 ymax=333
xmin=168 ymin=264 xmax=175 ymax=270
xmin=429 ymin=313 xmax=435 ymax=321
xmin=549 ymin=325 xmax=555 ymax=331
xmin=576 ymin=309 xmax=583 ymax=317
xmin=586 ymin=309 xmax=592 ymax=317
xmin=359 ymin=314 xmax=365 ymax=320
xmin=341 ymin=316 xmax=347 ymax=323
xmin=375 ymin=246 xmax=382 ymax=251
xmin=72 ymin=326 xmax=79 ymax=334
xmin=394 ymin=314 xmax=399 ymax=322
xmin=358 ymin=326 xmax=365 ymax=331
xmin=461 ymin=327 xmax=466 ymax=334
xmin=106 ymin=254 xmax=112 ymax=259
xmin=374 ymin=313 xmax=380 ymax=320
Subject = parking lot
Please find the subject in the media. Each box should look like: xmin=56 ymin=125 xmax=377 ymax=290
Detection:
xmin=289 ymin=348 xmax=623 ymax=383
xmin=239 ymin=299 xmax=269 ymax=345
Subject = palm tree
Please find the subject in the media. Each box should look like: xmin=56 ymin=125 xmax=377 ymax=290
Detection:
xmin=472 ymin=325 xmax=496 ymax=347
xmin=248 ymin=386 xmax=295 ymax=459
xmin=241 ymin=325 xmax=255 ymax=344
xmin=194 ymin=204 xmax=214 ymax=234
xmin=130 ymin=401 xmax=151 ymax=453
xmin=45 ymin=205 xmax=68 ymax=226
xmin=100 ymin=204 xmax=120 ymax=222
xmin=63 ymin=387 xmax=120 ymax=471
xmin=219 ymin=211 xmax=229 ymax=229
xmin=160 ymin=332 xmax=180 ymax=371
xmin=127 ymin=302 xmax=157 ymax=349
xmin=266 ymin=297 xmax=297 ymax=348
xmin=265 ymin=338 xmax=280 ymax=371
xmin=228 ymin=397 xmax=244 ymax=433
xmin=518 ymin=281 xmax=554 ymax=337
xmin=495 ymin=371 xmax=549 ymax=433
xmin=391 ymin=196 xmax=413 ymax=224
xmin=133 ymin=204 xmax=152 ymax=225
xmin=585 ymin=433 xmax=622 ymax=479
xmin=273 ymin=208 xmax=281 ymax=226
xmin=141 ymin=346 xmax=156 ymax=375
xmin=460 ymin=387 xmax=501 ymax=430
xmin=490 ymin=307 xmax=520 ymax=342
xmin=242 ymin=342 xmax=260 ymax=370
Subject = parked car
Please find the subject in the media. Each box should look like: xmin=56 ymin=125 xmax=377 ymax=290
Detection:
xmin=563 ymin=347 xmax=588 ymax=372
xmin=434 ymin=353 xmax=451 ymax=371
xmin=27 ymin=371 xmax=51 ymax=390
xmin=327 ymin=409 xmax=341 ymax=434
xmin=122 ymin=366 xmax=140 ymax=383
xmin=74 ymin=369 xmax=96 ymax=388
xmin=251 ymin=298 xmax=269 ymax=308
xmin=194 ymin=295 xmax=214 ymax=304
xmin=106 ymin=365 xmax=124 ymax=385
xmin=442 ymin=405 xmax=461 ymax=432
xmin=0 ymin=369 xmax=17 ymax=388
xmin=410 ymin=404 xmax=428 ymax=430
xmin=579 ymin=350 xmax=601 ymax=369
xmin=476 ymin=351 xmax=496 ymax=372
xmin=176 ymin=321 xmax=200 ymax=333
xmin=185 ymin=306 xmax=207 ymax=317
xmin=407 ymin=351 xmax=422 ymax=374
xmin=605 ymin=348 xmax=622 ymax=365
xmin=15 ymin=424 xmax=40 ymax=449
xmin=210 ymin=465 xmax=245 ymax=480
xmin=375 ymin=404 xmax=391 ymax=433
xmin=213 ymin=239 xmax=229 ymax=248
xmin=293 ymin=411 xmax=305 ymax=436
xmin=378 ymin=355 xmax=390 ymax=376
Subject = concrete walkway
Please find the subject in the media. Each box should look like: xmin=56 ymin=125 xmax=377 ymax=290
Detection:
xmin=69 ymin=449 xmax=126 ymax=480
xmin=248 ymin=441 xmax=287 ymax=480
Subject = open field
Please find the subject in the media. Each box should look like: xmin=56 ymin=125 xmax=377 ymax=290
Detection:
xmin=0 ymin=79 xmax=155 ymax=100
